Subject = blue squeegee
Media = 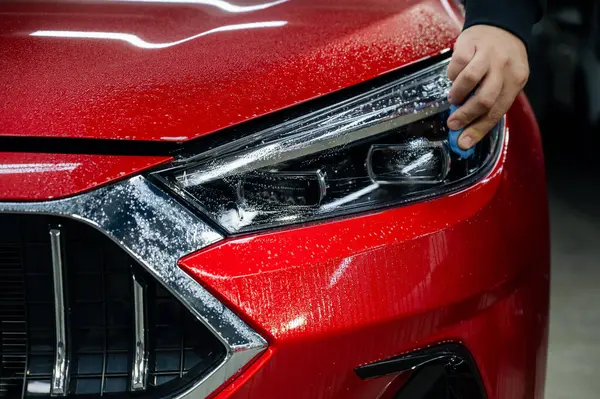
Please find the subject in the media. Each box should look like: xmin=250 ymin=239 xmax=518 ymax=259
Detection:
xmin=448 ymin=102 xmax=475 ymax=159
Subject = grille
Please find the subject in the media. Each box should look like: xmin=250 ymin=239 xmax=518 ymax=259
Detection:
xmin=0 ymin=214 xmax=226 ymax=398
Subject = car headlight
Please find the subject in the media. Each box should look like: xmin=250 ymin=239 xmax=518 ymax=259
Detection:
xmin=155 ymin=59 xmax=504 ymax=234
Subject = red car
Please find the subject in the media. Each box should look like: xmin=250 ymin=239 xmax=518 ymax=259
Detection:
xmin=0 ymin=1 xmax=549 ymax=399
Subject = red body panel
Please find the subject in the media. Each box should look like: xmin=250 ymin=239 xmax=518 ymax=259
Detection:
xmin=1 ymin=1 xmax=548 ymax=398
xmin=0 ymin=0 xmax=460 ymax=142
xmin=180 ymin=95 xmax=549 ymax=399
xmin=0 ymin=153 xmax=170 ymax=200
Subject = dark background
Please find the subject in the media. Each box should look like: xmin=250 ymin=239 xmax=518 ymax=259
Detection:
xmin=525 ymin=1 xmax=600 ymax=397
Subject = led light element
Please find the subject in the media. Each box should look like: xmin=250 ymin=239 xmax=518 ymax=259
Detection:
xmin=367 ymin=140 xmax=451 ymax=185
xmin=238 ymin=170 xmax=327 ymax=208
xmin=156 ymin=59 xmax=503 ymax=233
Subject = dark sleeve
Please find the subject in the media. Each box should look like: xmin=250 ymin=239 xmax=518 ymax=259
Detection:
xmin=463 ymin=0 xmax=546 ymax=46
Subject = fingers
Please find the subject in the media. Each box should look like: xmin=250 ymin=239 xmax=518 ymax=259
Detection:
xmin=445 ymin=25 xmax=531 ymax=150
xmin=447 ymin=67 xmax=503 ymax=131
xmin=457 ymin=85 xmax=519 ymax=149
xmin=448 ymin=39 xmax=475 ymax=81
xmin=448 ymin=51 xmax=489 ymax=105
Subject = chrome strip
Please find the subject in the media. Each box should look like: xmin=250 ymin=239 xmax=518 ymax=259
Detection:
xmin=0 ymin=176 xmax=267 ymax=399
xmin=173 ymin=102 xmax=450 ymax=187
xmin=49 ymin=228 xmax=69 ymax=396
xmin=131 ymin=274 xmax=147 ymax=391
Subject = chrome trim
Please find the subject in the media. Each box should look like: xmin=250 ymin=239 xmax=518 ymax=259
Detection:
xmin=131 ymin=274 xmax=147 ymax=391
xmin=172 ymin=102 xmax=450 ymax=187
xmin=49 ymin=228 xmax=69 ymax=396
xmin=316 ymin=169 xmax=327 ymax=200
xmin=0 ymin=176 xmax=267 ymax=399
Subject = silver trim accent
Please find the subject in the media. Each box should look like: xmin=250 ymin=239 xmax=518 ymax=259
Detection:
xmin=0 ymin=176 xmax=267 ymax=399
xmin=131 ymin=274 xmax=147 ymax=391
xmin=173 ymin=102 xmax=450 ymax=187
xmin=316 ymin=169 xmax=327 ymax=200
xmin=49 ymin=228 xmax=69 ymax=396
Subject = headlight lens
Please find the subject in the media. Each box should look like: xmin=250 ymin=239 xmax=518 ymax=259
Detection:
xmin=156 ymin=60 xmax=503 ymax=234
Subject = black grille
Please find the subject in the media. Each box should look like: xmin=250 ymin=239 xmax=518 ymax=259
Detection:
xmin=0 ymin=215 xmax=226 ymax=398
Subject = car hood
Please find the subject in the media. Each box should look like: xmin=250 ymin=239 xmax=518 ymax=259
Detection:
xmin=0 ymin=0 xmax=460 ymax=142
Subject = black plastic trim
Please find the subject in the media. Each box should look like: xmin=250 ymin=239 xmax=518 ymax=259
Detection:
xmin=356 ymin=343 xmax=466 ymax=379
xmin=0 ymin=136 xmax=179 ymax=156
xmin=355 ymin=343 xmax=487 ymax=399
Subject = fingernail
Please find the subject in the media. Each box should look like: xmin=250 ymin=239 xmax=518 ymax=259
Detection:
xmin=459 ymin=134 xmax=474 ymax=149
xmin=448 ymin=120 xmax=462 ymax=130
xmin=447 ymin=93 xmax=453 ymax=103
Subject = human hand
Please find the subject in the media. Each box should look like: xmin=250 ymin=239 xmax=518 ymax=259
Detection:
xmin=447 ymin=25 xmax=530 ymax=149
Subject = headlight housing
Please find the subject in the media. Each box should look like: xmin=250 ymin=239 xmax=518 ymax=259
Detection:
xmin=156 ymin=59 xmax=504 ymax=234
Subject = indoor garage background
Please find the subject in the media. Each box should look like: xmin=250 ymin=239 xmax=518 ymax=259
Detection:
xmin=526 ymin=1 xmax=600 ymax=398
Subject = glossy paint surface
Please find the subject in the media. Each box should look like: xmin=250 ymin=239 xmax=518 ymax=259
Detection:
xmin=0 ymin=153 xmax=170 ymax=200
xmin=0 ymin=0 xmax=460 ymax=142
xmin=180 ymin=95 xmax=550 ymax=399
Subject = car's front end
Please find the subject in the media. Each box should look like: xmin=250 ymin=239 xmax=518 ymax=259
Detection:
xmin=0 ymin=1 xmax=549 ymax=399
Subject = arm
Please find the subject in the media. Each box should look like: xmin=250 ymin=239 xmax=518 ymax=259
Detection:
xmin=447 ymin=0 xmax=546 ymax=149
xmin=464 ymin=0 xmax=546 ymax=46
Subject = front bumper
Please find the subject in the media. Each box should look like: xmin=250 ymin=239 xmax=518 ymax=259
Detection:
xmin=179 ymin=94 xmax=550 ymax=399
xmin=0 ymin=94 xmax=548 ymax=399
